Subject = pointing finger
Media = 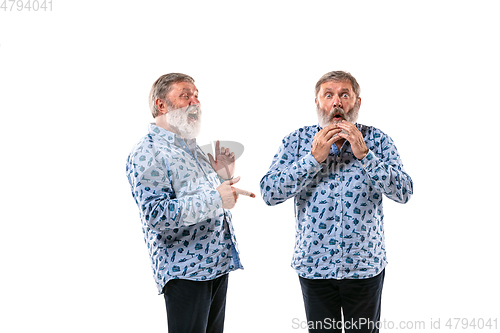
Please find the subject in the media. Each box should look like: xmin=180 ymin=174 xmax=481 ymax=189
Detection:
xmin=233 ymin=187 xmax=256 ymax=198
xmin=231 ymin=186 xmax=238 ymax=202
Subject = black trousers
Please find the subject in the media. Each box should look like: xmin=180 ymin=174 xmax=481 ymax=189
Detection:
xmin=163 ymin=274 xmax=229 ymax=333
xmin=299 ymin=269 xmax=385 ymax=333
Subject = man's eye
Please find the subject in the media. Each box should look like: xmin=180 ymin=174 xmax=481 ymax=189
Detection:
xmin=342 ymin=93 xmax=349 ymax=98
xmin=181 ymin=94 xmax=189 ymax=99
xmin=326 ymin=93 xmax=332 ymax=98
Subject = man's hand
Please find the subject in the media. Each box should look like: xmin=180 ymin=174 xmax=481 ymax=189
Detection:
xmin=216 ymin=176 xmax=255 ymax=209
xmin=312 ymin=124 xmax=343 ymax=163
xmin=336 ymin=121 xmax=369 ymax=160
xmin=208 ymin=140 xmax=235 ymax=180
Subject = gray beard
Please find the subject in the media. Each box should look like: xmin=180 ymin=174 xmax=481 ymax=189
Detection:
xmin=166 ymin=105 xmax=202 ymax=139
xmin=317 ymin=101 xmax=360 ymax=128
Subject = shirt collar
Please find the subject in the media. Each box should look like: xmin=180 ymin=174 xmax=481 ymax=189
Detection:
xmin=148 ymin=123 xmax=197 ymax=148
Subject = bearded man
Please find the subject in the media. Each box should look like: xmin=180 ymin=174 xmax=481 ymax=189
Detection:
xmin=260 ymin=71 xmax=413 ymax=332
xmin=126 ymin=73 xmax=254 ymax=333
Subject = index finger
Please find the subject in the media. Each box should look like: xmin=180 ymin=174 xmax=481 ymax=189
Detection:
xmin=233 ymin=187 xmax=256 ymax=198
xmin=335 ymin=121 xmax=356 ymax=131
xmin=315 ymin=124 xmax=336 ymax=139
xmin=319 ymin=124 xmax=341 ymax=137
xmin=215 ymin=140 xmax=221 ymax=154
xmin=323 ymin=127 xmax=342 ymax=141
xmin=321 ymin=123 xmax=338 ymax=132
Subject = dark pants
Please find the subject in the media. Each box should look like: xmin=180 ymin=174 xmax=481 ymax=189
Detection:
xmin=163 ymin=274 xmax=229 ymax=333
xmin=299 ymin=269 xmax=385 ymax=333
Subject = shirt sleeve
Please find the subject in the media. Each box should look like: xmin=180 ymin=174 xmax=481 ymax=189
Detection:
xmin=359 ymin=133 xmax=413 ymax=204
xmin=126 ymin=147 xmax=224 ymax=232
xmin=260 ymin=132 xmax=323 ymax=206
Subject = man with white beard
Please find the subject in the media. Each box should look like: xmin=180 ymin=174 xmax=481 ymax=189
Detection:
xmin=126 ymin=73 xmax=254 ymax=332
xmin=260 ymin=71 xmax=413 ymax=332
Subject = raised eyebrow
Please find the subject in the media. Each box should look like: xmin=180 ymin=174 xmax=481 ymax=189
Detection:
xmin=180 ymin=88 xmax=199 ymax=95
xmin=324 ymin=89 xmax=351 ymax=95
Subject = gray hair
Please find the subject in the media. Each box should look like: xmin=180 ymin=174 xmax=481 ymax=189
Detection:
xmin=149 ymin=73 xmax=195 ymax=118
xmin=315 ymin=71 xmax=361 ymax=99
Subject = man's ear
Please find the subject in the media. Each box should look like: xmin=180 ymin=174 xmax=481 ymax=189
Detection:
xmin=358 ymin=97 xmax=362 ymax=108
xmin=314 ymin=97 xmax=318 ymax=106
xmin=156 ymin=98 xmax=168 ymax=115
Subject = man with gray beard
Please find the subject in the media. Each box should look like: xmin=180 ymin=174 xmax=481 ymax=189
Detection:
xmin=260 ymin=71 xmax=413 ymax=332
xmin=126 ymin=73 xmax=254 ymax=332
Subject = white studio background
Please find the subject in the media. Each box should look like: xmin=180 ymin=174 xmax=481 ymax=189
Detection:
xmin=1 ymin=1 xmax=499 ymax=332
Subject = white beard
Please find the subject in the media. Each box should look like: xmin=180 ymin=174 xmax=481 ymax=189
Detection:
xmin=166 ymin=105 xmax=202 ymax=139
xmin=317 ymin=101 xmax=360 ymax=128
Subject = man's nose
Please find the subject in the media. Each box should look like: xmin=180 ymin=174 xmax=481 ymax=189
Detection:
xmin=189 ymin=96 xmax=200 ymax=105
xmin=333 ymin=96 xmax=342 ymax=108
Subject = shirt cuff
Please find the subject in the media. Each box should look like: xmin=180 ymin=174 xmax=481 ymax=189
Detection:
xmin=303 ymin=152 xmax=321 ymax=169
xmin=218 ymin=175 xmax=233 ymax=182
xmin=360 ymin=150 xmax=378 ymax=171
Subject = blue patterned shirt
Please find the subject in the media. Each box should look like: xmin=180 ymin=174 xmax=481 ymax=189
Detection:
xmin=260 ymin=124 xmax=413 ymax=280
xmin=126 ymin=124 xmax=243 ymax=294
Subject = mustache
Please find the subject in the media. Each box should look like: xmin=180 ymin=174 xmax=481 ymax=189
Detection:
xmin=186 ymin=104 xmax=201 ymax=115
xmin=327 ymin=107 xmax=345 ymax=121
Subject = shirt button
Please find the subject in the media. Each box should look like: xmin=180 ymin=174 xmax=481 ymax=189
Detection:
xmin=337 ymin=200 xmax=340 ymax=204
xmin=336 ymin=223 xmax=340 ymax=227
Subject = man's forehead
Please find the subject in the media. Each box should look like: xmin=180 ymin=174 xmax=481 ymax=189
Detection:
xmin=181 ymin=87 xmax=198 ymax=93
xmin=320 ymin=80 xmax=353 ymax=91
xmin=171 ymin=81 xmax=198 ymax=93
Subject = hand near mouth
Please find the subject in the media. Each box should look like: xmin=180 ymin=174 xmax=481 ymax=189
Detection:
xmin=208 ymin=140 xmax=235 ymax=180
xmin=312 ymin=124 xmax=344 ymax=163
xmin=335 ymin=121 xmax=369 ymax=160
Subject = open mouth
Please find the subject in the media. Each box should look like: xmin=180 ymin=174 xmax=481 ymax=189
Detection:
xmin=187 ymin=112 xmax=198 ymax=122
xmin=186 ymin=106 xmax=200 ymax=122
xmin=332 ymin=114 xmax=343 ymax=121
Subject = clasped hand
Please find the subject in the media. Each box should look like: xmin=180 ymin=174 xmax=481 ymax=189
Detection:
xmin=312 ymin=121 xmax=369 ymax=163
